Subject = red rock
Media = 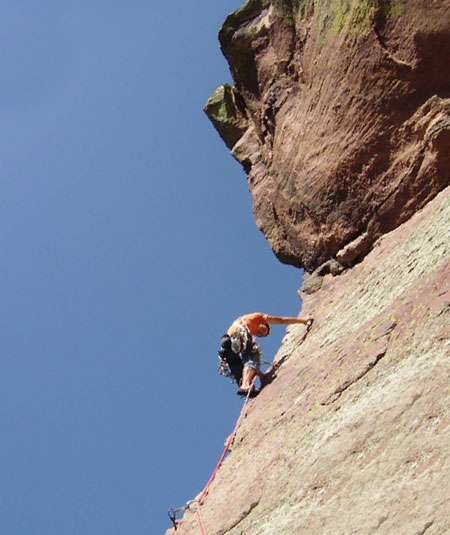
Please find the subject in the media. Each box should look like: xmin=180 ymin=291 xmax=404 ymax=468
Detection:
xmin=204 ymin=0 xmax=450 ymax=271
xmin=173 ymin=2 xmax=450 ymax=533
xmin=167 ymin=182 xmax=450 ymax=535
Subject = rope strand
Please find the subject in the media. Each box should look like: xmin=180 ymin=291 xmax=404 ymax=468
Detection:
xmin=195 ymin=506 xmax=207 ymax=535
xmin=198 ymin=380 xmax=255 ymax=505
xmin=168 ymin=379 xmax=257 ymax=534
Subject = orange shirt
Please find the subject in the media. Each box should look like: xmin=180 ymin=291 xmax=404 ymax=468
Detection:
xmin=227 ymin=313 xmax=269 ymax=336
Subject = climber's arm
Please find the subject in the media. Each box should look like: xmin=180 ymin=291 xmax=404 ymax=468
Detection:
xmin=265 ymin=314 xmax=313 ymax=326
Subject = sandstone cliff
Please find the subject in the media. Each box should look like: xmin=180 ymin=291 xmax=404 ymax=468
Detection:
xmin=166 ymin=185 xmax=449 ymax=534
xmin=165 ymin=1 xmax=450 ymax=533
xmin=204 ymin=0 xmax=450 ymax=272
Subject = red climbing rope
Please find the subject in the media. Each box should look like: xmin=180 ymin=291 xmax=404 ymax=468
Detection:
xmin=198 ymin=379 xmax=256 ymax=505
xmin=195 ymin=505 xmax=207 ymax=535
xmin=168 ymin=381 xmax=256 ymax=534
xmin=191 ymin=382 xmax=256 ymax=535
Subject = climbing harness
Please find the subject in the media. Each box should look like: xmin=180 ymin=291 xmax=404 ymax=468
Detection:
xmin=168 ymin=383 xmax=256 ymax=534
xmin=218 ymin=321 xmax=264 ymax=385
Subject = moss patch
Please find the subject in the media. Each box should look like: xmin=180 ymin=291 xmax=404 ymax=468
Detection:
xmin=220 ymin=0 xmax=271 ymax=46
xmin=333 ymin=0 xmax=376 ymax=33
xmin=309 ymin=0 xmax=404 ymax=42
xmin=203 ymin=84 xmax=248 ymax=150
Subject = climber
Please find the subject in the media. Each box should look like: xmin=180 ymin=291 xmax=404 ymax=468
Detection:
xmin=218 ymin=312 xmax=313 ymax=397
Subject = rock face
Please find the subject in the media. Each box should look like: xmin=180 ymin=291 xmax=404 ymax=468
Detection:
xmin=165 ymin=1 xmax=450 ymax=533
xmin=166 ymin=183 xmax=450 ymax=535
xmin=204 ymin=0 xmax=450 ymax=272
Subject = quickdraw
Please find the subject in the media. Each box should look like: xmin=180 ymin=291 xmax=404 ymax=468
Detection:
xmin=168 ymin=500 xmax=197 ymax=530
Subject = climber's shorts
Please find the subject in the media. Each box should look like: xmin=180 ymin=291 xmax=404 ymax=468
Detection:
xmin=241 ymin=349 xmax=261 ymax=371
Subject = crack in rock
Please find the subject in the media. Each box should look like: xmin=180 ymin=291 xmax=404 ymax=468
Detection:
xmin=217 ymin=499 xmax=260 ymax=535
xmin=321 ymin=349 xmax=387 ymax=405
xmin=321 ymin=322 xmax=397 ymax=405
xmin=415 ymin=519 xmax=434 ymax=535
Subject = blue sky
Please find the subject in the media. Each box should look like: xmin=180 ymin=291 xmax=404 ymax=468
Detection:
xmin=0 ymin=2 xmax=305 ymax=534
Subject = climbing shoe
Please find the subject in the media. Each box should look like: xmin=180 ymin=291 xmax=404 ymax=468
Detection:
xmin=237 ymin=387 xmax=260 ymax=398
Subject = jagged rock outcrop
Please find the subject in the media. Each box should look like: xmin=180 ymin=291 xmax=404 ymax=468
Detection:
xmin=166 ymin=184 xmax=450 ymax=535
xmin=204 ymin=0 xmax=450 ymax=272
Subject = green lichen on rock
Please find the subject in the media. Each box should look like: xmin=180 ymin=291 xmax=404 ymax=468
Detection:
xmin=203 ymin=84 xmax=248 ymax=150
xmin=293 ymin=0 xmax=315 ymax=19
xmin=333 ymin=0 xmax=377 ymax=33
xmin=221 ymin=0 xmax=405 ymax=45
xmin=220 ymin=0 xmax=271 ymax=47
xmin=231 ymin=0 xmax=270 ymax=19
xmin=312 ymin=0 xmax=404 ymax=41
